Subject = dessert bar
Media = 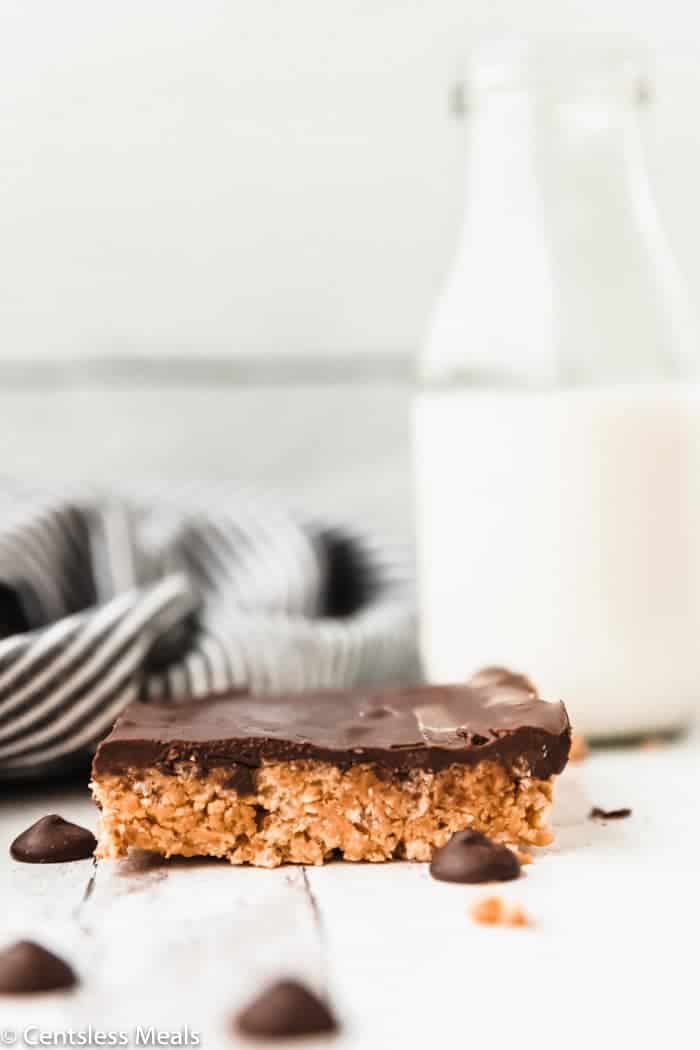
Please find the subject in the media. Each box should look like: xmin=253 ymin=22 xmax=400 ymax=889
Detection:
xmin=91 ymin=681 xmax=570 ymax=867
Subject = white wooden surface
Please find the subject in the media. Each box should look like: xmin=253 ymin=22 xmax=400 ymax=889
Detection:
xmin=1 ymin=737 xmax=698 ymax=1049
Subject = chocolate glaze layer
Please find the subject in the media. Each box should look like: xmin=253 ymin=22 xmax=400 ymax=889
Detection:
xmin=93 ymin=680 xmax=571 ymax=781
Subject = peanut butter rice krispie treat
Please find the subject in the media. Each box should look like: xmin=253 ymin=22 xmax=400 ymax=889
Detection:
xmin=91 ymin=678 xmax=570 ymax=868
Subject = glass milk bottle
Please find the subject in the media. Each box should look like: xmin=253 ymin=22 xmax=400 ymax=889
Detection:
xmin=415 ymin=40 xmax=700 ymax=737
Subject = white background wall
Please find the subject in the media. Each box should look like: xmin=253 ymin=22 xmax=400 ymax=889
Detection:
xmin=2 ymin=0 xmax=700 ymax=362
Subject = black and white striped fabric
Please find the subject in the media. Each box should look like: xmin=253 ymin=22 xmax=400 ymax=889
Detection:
xmin=0 ymin=481 xmax=417 ymax=781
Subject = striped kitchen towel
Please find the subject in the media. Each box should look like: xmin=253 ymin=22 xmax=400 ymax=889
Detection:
xmin=0 ymin=481 xmax=418 ymax=780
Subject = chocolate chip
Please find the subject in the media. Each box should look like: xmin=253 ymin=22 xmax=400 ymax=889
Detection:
xmin=590 ymin=807 xmax=632 ymax=821
xmin=234 ymin=979 xmax=338 ymax=1039
xmin=10 ymin=815 xmax=96 ymax=863
xmin=430 ymin=830 xmax=521 ymax=884
xmin=0 ymin=941 xmax=77 ymax=994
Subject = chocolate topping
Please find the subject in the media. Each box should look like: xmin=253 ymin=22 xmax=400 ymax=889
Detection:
xmin=234 ymin=979 xmax=338 ymax=1039
xmin=430 ymin=830 xmax=521 ymax=884
xmin=467 ymin=666 xmax=538 ymax=697
xmin=0 ymin=941 xmax=77 ymax=994
xmin=93 ymin=681 xmax=571 ymax=782
xmin=10 ymin=815 xmax=97 ymax=864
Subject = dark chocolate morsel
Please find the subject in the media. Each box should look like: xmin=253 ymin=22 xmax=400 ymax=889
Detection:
xmin=10 ymin=815 xmax=97 ymax=864
xmin=430 ymin=829 xmax=521 ymax=884
xmin=589 ymin=807 xmax=632 ymax=821
xmin=234 ymin=979 xmax=338 ymax=1039
xmin=0 ymin=941 xmax=77 ymax=994
xmin=93 ymin=680 xmax=571 ymax=783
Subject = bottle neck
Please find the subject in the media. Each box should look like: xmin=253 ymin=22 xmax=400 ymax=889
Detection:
xmin=423 ymin=78 xmax=696 ymax=389
xmin=425 ymin=89 xmax=558 ymax=387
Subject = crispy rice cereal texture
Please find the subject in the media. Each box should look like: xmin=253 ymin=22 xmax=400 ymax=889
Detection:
xmin=92 ymin=758 xmax=554 ymax=868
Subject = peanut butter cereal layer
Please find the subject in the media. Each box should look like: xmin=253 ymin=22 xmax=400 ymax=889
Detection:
xmin=91 ymin=678 xmax=570 ymax=868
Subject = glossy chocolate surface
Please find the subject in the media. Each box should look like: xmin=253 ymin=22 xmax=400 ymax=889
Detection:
xmin=93 ymin=679 xmax=570 ymax=781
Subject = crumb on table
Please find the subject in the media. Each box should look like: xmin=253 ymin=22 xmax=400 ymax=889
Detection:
xmin=589 ymin=806 xmax=632 ymax=821
xmin=470 ymin=896 xmax=531 ymax=926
